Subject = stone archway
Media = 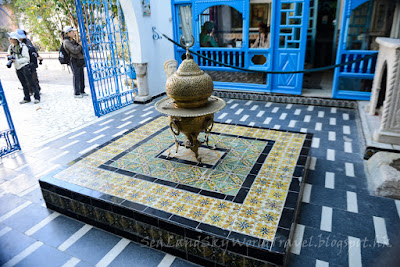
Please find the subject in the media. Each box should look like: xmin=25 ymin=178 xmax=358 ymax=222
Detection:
xmin=118 ymin=0 xmax=143 ymax=62
xmin=117 ymin=0 xmax=175 ymax=102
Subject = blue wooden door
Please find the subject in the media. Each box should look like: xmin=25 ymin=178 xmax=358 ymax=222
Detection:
xmin=171 ymin=0 xmax=309 ymax=95
xmin=75 ymin=0 xmax=137 ymax=117
xmin=272 ymin=0 xmax=309 ymax=95
xmin=332 ymin=0 xmax=377 ymax=100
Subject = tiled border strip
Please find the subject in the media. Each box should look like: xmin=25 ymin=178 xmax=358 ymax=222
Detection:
xmin=213 ymin=91 xmax=357 ymax=108
xmin=40 ymin=177 xmax=280 ymax=266
xmin=39 ymin=175 xmax=302 ymax=266
xmin=39 ymin=118 xmax=313 ymax=266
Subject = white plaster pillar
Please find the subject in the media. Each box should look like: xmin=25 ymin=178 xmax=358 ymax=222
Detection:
xmin=390 ymin=3 xmax=400 ymax=39
xmin=118 ymin=0 xmax=174 ymax=100
xmin=369 ymin=38 xmax=400 ymax=145
xmin=133 ymin=63 xmax=151 ymax=103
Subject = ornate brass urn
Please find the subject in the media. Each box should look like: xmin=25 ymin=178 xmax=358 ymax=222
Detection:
xmin=166 ymin=58 xmax=213 ymax=108
xmin=155 ymin=42 xmax=225 ymax=161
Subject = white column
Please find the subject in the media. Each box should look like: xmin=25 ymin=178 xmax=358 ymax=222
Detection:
xmin=390 ymin=3 xmax=400 ymax=39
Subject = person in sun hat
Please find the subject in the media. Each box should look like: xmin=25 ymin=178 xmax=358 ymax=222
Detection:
xmin=16 ymin=29 xmax=42 ymax=95
xmin=6 ymin=32 xmax=40 ymax=104
xmin=62 ymin=26 xmax=87 ymax=98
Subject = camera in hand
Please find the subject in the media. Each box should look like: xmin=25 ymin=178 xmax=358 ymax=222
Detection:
xmin=6 ymin=55 xmax=15 ymax=68
xmin=39 ymin=59 xmax=43 ymax=65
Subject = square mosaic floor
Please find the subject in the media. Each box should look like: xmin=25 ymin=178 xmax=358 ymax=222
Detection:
xmin=51 ymin=116 xmax=311 ymax=245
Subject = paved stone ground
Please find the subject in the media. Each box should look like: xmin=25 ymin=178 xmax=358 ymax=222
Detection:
xmin=0 ymin=61 xmax=96 ymax=151
xmin=0 ymin=63 xmax=400 ymax=266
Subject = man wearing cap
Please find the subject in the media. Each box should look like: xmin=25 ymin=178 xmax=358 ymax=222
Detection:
xmin=16 ymin=29 xmax=42 ymax=95
xmin=7 ymin=32 xmax=41 ymax=104
xmin=62 ymin=26 xmax=87 ymax=98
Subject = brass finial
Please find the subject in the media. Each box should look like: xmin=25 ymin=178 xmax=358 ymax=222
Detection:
xmin=180 ymin=35 xmax=194 ymax=59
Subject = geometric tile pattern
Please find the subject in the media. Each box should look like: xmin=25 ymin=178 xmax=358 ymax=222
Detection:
xmin=54 ymin=116 xmax=306 ymax=242
xmin=2 ymin=96 xmax=399 ymax=267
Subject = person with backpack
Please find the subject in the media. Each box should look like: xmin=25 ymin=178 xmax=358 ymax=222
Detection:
xmin=62 ymin=26 xmax=88 ymax=98
xmin=59 ymin=39 xmax=70 ymax=65
xmin=17 ymin=29 xmax=42 ymax=95
xmin=7 ymin=32 xmax=40 ymax=104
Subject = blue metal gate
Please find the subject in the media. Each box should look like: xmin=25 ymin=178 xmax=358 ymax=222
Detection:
xmin=0 ymin=80 xmax=20 ymax=157
xmin=75 ymin=0 xmax=137 ymax=117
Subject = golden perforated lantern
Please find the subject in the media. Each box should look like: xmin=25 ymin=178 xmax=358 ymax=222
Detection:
xmin=165 ymin=58 xmax=213 ymax=109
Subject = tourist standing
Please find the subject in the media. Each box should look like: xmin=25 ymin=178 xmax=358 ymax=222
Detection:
xmin=62 ymin=26 xmax=87 ymax=98
xmin=7 ymin=32 xmax=40 ymax=104
xmin=17 ymin=29 xmax=42 ymax=94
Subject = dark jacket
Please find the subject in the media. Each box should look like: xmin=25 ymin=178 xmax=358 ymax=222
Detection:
xmin=63 ymin=37 xmax=84 ymax=60
xmin=23 ymin=39 xmax=37 ymax=53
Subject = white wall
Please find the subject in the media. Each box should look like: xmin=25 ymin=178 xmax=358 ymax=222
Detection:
xmin=120 ymin=0 xmax=175 ymax=97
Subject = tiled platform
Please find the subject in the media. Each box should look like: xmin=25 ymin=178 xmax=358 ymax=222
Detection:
xmin=39 ymin=116 xmax=311 ymax=266
xmin=2 ymin=96 xmax=400 ymax=267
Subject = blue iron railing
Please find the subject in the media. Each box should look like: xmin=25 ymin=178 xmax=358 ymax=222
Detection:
xmin=0 ymin=80 xmax=21 ymax=157
xmin=75 ymin=0 xmax=137 ymax=117
xmin=339 ymin=50 xmax=377 ymax=77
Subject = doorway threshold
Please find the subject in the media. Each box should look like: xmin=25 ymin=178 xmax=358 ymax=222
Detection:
xmin=213 ymin=90 xmax=355 ymax=108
